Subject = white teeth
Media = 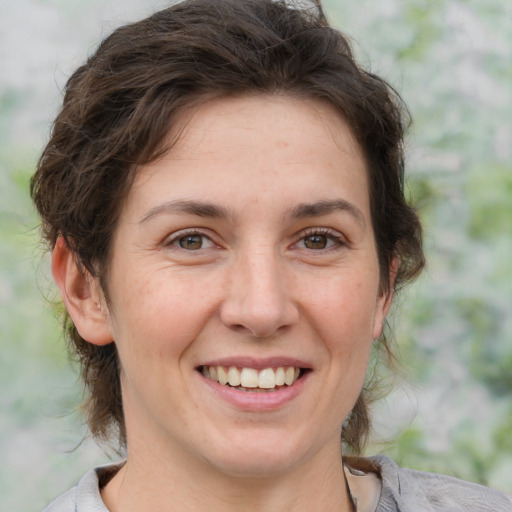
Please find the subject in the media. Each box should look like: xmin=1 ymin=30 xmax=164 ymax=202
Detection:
xmin=258 ymin=368 xmax=275 ymax=389
xmin=284 ymin=366 xmax=295 ymax=386
xmin=275 ymin=367 xmax=285 ymax=386
xmin=202 ymin=365 xmax=302 ymax=390
xmin=240 ymin=368 xmax=259 ymax=388
xmin=227 ymin=366 xmax=241 ymax=387
xmin=218 ymin=366 xmax=228 ymax=385
xmin=209 ymin=366 xmax=218 ymax=381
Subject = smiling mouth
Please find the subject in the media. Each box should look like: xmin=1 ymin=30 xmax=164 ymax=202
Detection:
xmin=199 ymin=366 xmax=305 ymax=392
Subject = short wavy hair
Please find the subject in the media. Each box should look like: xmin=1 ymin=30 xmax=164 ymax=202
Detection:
xmin=31 ymin=0 xmax=424 ymax=454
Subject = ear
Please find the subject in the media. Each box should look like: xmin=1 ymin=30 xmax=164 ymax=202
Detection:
xmin=372 ymin=256 xmax=399 ymax=339
xmin=52 ymin=236 xmax=113 ymax=346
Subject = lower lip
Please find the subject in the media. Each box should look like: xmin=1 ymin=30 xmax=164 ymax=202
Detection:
xmin=199 ymin=372 xmax=309 ymax=412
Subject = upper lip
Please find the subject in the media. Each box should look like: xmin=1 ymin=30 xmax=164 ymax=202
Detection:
xmin=197 ymin=357 xmax=312 ymax=371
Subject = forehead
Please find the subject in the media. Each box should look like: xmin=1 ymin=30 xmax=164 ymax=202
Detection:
xmin=166 ymin=94 xmax=364 ymax=163
xmin=124 ymin=94 xmax=369 ymax=221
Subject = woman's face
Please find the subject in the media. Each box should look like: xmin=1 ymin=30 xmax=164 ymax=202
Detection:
xmin=103 ymin=94 xmax=392 ymax=477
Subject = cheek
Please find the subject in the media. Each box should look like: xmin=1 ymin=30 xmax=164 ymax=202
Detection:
xmin=305 ymin=273 xmax=379 ymax=394
xmin=307 ymin=275 xmax=380 ymax=342
xmin=110 ymin=270 xmax=220 ymax=361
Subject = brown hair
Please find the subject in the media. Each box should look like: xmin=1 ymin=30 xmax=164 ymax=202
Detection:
xmin=31 ymin=0 xmax=424 ymax=454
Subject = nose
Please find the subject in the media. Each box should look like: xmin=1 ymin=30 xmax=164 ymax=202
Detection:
xmin=219 ymin=246 xmax=299 ymax=338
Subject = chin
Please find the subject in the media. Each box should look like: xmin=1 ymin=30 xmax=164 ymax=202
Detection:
xmin=211 ymin=455 xmax=301 ymax=479
xmin=201 ymin=432 xmax=308 ymax=478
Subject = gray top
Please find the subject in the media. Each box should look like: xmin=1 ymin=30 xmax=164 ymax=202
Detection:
xmin=43 ymin=455 xmax=512 ymax=512
xmin=373 ymin=456 xmax=512 ymax=511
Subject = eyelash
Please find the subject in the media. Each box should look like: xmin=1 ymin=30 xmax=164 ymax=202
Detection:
xmin=164 ymin=228 xmax=345 ymax=252
xmin=297 ymin=228 xmax=345 ymax=251
xmin=165 ymin=229 xmax=216 ymax=251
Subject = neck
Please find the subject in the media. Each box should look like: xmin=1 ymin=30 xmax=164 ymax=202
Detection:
xmin=102 ymin=438 xmax=354 ymax=512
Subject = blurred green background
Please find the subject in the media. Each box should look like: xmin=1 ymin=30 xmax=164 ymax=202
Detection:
xmin=0 ymin=0 xmax=510 ymax=509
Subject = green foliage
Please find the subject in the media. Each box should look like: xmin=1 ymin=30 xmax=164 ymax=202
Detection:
xmin=467 ymin=163 xmax=512 ymax=241
xmin=398 ymin=1 xmax=442 ymax=61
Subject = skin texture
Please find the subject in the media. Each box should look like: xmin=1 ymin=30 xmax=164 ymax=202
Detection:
xmin=52 ymin=94 xmax=394 ymax=512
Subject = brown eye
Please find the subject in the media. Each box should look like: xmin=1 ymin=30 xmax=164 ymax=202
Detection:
xmin=169 ymin=231 xmax=215 ymax=251
xmin=303 ymin=234 xmax=329 ymax=250
xmin=178 ymin=234 xmax=204 ymax=250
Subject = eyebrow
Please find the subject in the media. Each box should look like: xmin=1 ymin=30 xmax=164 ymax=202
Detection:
xmin=287 ymin=199 xmax=366 ymax=228
xmin=138 ymin=200 xmax=231 ymax=224
xmin=138 ymin=198 xmax=366 ymax=228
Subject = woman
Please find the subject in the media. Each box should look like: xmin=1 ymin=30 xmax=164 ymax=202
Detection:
xmin=31 ymin=0 xmax=511 ymax=510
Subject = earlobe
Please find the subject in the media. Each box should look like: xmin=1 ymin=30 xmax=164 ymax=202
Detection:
xmin=52 ymin=237 xmax=113 ymax=346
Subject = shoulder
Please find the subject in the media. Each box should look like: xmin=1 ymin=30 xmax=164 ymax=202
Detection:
xmin=42 ymin=462 xmax=122 ymax=512
xmin=42 ymin=485 xmax=78 ymax=512
xmin=369 ymin=455 xmax=512 ymax=512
